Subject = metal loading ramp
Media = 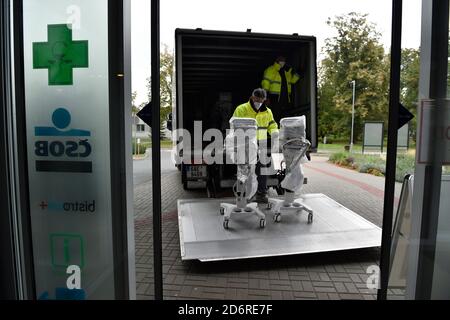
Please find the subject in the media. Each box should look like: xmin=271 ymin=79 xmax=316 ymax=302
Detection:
xmin=178 ymin=194 xmax=382 ymax=262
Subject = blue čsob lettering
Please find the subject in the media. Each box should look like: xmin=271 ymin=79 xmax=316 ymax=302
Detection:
xmin=78 ymin=139 xmax=91 ymax=157
xmin=50 ymin=141 xmax=65 ymax=157
xmin=34 ymin=139 xmax=92 ymax=158
xmin=65 ymin=141 xmax=78 ymax=157
xmin=35 ymin=141 xmax=49 ymax=156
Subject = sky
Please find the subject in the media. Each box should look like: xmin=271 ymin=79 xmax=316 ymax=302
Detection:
xmin=131 ymin=0 xmax=422 ymax=106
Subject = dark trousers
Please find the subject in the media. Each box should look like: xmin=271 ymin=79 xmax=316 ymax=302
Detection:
xmin=268 ymin=94 xmax=281 ymax=123
xmin=268 ymin=93 xmax=290 ymax=124
xmin=256 ymin=140 xmax=272 ymax=194
xmin=256 ymin=161 xmax=269 ymax=194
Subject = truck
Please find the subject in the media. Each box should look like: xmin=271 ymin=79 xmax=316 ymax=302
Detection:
xmin=168 ymin=28 xmax=318 ymax=197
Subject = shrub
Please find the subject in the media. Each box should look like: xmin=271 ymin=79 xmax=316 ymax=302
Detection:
xmin=329 ymin=152 xmax=347 ymax=164
xmin=132 ymin=141 xmax=150 ymax=155
xmin=329 ymin=152 xmax=360 ymax=169
xmin=395 ymin=154 xmax=416 ymax=181
xmin=359 ymin=163 xmax=386 ymax=176
xmin=328 ymin=152 xmax=419 ymax=182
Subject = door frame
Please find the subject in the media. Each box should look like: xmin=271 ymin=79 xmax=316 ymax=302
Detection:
xmin=10 ymin=0 xmax=135 ymax=300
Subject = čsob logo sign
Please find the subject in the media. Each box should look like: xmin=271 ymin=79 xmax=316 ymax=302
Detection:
xmin=35 ymin=108 xmax=92 ymax=173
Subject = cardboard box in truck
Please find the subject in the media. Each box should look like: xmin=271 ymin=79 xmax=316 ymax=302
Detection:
xmin=169 ymin=28 xmax=318 ymax=196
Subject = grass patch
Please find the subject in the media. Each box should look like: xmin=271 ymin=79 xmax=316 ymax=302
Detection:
xmin=159 ymin=140 xmax=174 ymax=148
xmin=132 ymin=139 xmax=173 ymax=155
xmin=319 ymin=143 xmax=363 ymax=154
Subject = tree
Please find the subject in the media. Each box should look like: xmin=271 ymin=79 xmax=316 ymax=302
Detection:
xmin=131 ymin=91 xmax=139 ymax=114
xmin=319 ymin=12 xmax=389 ymax=142
xmin=318 ymin=64 xmax=346 ymax=140
xmin=399 ymin=48 xmax=420 ymax=136
xmin=146 ymin=45 xmax=173 ymax=139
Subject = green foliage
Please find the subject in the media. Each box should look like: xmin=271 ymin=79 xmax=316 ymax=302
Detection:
xmin=319 ymin=13 xmax=389 ymax=141
xmin=395 ymin=153 xmax=416 ymax=182
xmin=131 ymin=91 xmax=139 ymax=114
xmin=329 ymin=152 xmax=349 ymax=164
xmin=359 ymin=162 xmax=386 ymax=176
xmin=318 ymin=13 xmax=420 ymax=143
xmin=399 ymin=48 xmax=420 ymax=138
xmin=328 ymin=152 xmax=358 ymax=170
xmin=328 ymin=151 xmax=416 ymax=182
xmin=145 ymin=45 xmax=174 ymax=138
xmin=132 ymin=141 xmax=150 ymax=155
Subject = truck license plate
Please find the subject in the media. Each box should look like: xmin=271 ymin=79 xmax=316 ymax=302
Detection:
xmin=187 ymin=165 xmax=207 ymax=179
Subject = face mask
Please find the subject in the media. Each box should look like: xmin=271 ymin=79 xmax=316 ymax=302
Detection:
xmin=278 ymin=61 xmax=286 ymax=68
xmin=254 ymin=102 xmax=263 ymax=110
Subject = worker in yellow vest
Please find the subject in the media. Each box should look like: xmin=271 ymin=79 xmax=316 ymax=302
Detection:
xmin=261 ymin=56 xmax=300 ymax=123
xmin=232 ymin=88 xmax=279 ymax=203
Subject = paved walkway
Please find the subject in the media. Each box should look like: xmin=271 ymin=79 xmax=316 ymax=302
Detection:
xmin=133 ymin=154 xmax=404 ymax=300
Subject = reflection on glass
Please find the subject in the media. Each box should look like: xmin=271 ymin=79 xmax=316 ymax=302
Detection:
xmin=430 ymin=172 xmax=450 ymax=299
xmin=388 ymin=175 xmax=413 ymax=299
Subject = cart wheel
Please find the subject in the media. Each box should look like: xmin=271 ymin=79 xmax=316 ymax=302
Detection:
xmin=274 ymin=213 xmax=281 ymax=223
xmin=220 ymin=207 xmax=225 ymax=215
xmin=267 ymin=202 xmax=273 ymax=210
xmin=223 ymin=219 xmax=229 ymax=229
xmin=308 ymin=213 xmax=313 ymax=224
xmin=259 ymin=219 xmax=266 ymax=228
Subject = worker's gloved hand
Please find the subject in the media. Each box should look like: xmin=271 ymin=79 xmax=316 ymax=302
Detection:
xmin=271 ymin=132 xmax=280 ymax=153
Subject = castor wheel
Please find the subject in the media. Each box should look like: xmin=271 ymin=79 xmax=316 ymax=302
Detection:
xmin=259 ymin=219 xmax=266 ymax=228
xmin=273 ymin=213 xmax=281 ymax=223
xmin=308 ymin=213 xmax=313 ymax=224
xmin=220 ymin=207 xmax=225 ymax=215
xmin=267 ymin=202 xmax=273 ymax=210
xmin=223 ymin=219 xmax=229 ymax=229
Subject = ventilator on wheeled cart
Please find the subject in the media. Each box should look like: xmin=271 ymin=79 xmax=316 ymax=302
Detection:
xmin=219 ymin=117 xmax=266 ymax=229
xmin=268 ymin=116 xmax=314 ymax=224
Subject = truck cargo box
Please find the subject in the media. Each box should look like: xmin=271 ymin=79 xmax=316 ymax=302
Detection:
xmin=174 ymin=28 xmax=317 ymax=147
xmin=172 ymin=28 xmax=318 ymax=192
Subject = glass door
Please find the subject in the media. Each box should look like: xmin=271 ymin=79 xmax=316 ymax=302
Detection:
xmin=387 ymin=0 xmax=450 ymax=300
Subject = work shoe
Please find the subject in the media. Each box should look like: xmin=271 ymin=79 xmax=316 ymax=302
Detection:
xmin=250 ymin=192 xmax=269 ymax=204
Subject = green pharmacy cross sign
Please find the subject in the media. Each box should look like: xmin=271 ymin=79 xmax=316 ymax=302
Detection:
xmin=33 ymin=24 xmax=89 ymax=86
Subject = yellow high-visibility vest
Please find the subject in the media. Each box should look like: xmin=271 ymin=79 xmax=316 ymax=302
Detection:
xmin=232 ymin=101 xmax=279 ymax=140
xmin=261 ymin=63 xmax=300 ymax=102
